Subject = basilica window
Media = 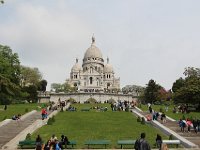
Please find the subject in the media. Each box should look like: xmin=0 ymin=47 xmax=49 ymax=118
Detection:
xmin=89 ymin=77 xmax=93 ymax=84
xmin=90 ymin=67 xmax=93 ymax=73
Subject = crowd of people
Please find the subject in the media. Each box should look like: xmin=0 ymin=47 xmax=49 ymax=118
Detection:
xmin=110 ymin=100 xmax=135 ymax=111
xmin=147 ymin=103 xmax=167 ymax=124
xmin=134 ymin=132 xmax=169 ymax=150
xmin=35 ymin=134 xmax=69 ymax=150
xmin=178 ymin=118 xmax=200 ymax=133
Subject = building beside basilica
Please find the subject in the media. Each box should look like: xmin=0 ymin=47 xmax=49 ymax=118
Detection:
xmin=66 ymin=37 xmax=120 ymax=93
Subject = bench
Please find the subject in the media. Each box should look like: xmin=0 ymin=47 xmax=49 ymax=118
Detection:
xmin=162 ymin=140 xmax=180 ymax=148
xmin=117 ymin=140 xmax=136 ymax=149
xmin=18 ymin=140 xmax=36 ymax=149
xmin=81 ymin=108 xmax=90 ymax=111
xmin=85 ymin=140 xmax=110 ymax=149
xmin=64 ymin=140 xmax=77 ymax=148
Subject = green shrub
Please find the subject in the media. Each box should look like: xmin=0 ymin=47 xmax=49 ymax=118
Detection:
xmin=169 ymin=134 xmax=173 ymax=140
xmin=138 ymin=103 xmax=142 ymax=108
xmin=159 ymin=108 xmax=163 ymax=113
xmin=25 ymin=108 xmax=29 ymax=113
xmin=182 ymin=115 xmax=186 ymax=120
xmin=25 ymin=133 xmax=31 ymax=140
xmin=141 ymin=117 xmax=145 ymax=125
xmin=47 ymin=118 xmax=53 ymax=125
xmin=52 ymin=115 xmax=55 ymax=122
xmin=137 ymin=116 xmax=141 ymax=122
xmin=3 ymin=116 xmax=7 ymax=120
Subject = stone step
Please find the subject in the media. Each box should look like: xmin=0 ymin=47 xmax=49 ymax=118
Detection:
xmin=0 ymin=111 xmax=43 ymax=148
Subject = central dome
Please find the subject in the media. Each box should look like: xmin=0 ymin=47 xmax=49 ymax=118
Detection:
xmin=84 ymin=45 xmax=103 ymax=60
xmin=83 ymin=36 xmax=103 ymax=60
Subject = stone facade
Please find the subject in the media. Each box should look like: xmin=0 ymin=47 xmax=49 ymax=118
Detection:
xmin=49 ymin=93 xmax=134 ymax=104
xmin=66 ymin=36 xmax=120 ymax=92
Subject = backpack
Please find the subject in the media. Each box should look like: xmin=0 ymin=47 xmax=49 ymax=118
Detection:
xmin=134 ymin=139 xmax=141 ymax=150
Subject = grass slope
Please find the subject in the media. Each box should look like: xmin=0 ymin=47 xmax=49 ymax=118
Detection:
xmin=33 ymin=104 xmax=168 ymax=149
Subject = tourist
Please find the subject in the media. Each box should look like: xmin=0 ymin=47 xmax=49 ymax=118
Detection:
xmin=134 ymin=132 xmax=151 ymax=150
xmin=61 ymin=134 xmax=69 ymax=148
xmin=161 ymin=113 xmax=166 ymax=123
xmin=44 ymin=140 xmax=52 ymax=150
xmin=149 ymin=106 xmax=152 ymax=113
xmin=50 ymin=134 xmax=57 ymax=147
xmin=197 ymin=119 xmax=200 ymax=132
xmin=161 ymin=143 xmax=169 ymax=150
xmin=36 ymin=135 xmax=42 ymax=150
xmin=192 ymin=119 xmax=198 ymax=133
xmin=55 ymin=139 xmax=62 ymax=150
xmin=156 ymin=134 xmax=162 ymax=150
xmin=4 ymin=105 xmax=7 ymax=110
xmin=179 ymin=119 xmax=186 ymax=132
xmin=186 ymin=119 xmax=192 ymax=132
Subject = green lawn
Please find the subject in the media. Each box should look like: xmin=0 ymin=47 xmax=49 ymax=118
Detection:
xmin=139 ymin=104 xmax=200 ymax=121
xmin=0 ymin=103 xmax=45 ymax=121
xmin=33 ymin=103 xmax=168 ymax=149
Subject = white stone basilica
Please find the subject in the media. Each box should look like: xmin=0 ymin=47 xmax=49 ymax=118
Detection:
xmin=66 ymin=36 xmax=120 ymax=92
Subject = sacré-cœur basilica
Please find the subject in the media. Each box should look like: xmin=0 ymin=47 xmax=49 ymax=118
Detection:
xmin=39 ymin=36 xmax=135 ymax=103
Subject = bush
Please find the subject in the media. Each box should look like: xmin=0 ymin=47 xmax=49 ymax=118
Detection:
xmin=137 ymin=116 xmax=141 ymax=122
xmin=25 ymin=133 xmax=31 ymax=140
xmin=52 ymin=115 xmax=55 ymax=122
xmin=3 ymin=116 xmax=7 ymax=120
xmin=47 ymin=118 xmax=53 ymax=125
xmin=169 ymin=134 xmax=173 ymax=140
xmin=159 ymin=108 xmax=163 ymax=113
xmin=141 ymin=117 xmax=145 ymax=125
xmin=182 ymin=115 xmax=186 ymax=120
xmin=25 ymin=108 xmax=29 ymax=113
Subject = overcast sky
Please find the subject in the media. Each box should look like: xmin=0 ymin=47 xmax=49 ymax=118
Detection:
xmin=1 ymin=0 xmax=200 ymax=90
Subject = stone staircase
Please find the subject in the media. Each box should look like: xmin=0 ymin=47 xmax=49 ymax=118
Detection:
xmin=0 ymin=111 xmax=41 ymax=148
xmin=134 ymin=109 xmax=200 ymax=147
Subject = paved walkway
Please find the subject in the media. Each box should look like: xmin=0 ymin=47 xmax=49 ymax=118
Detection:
xmin=133 ymin=107 xmax=200 ymax=148
xmin=0 ymin=111 xmax=42 ymax=148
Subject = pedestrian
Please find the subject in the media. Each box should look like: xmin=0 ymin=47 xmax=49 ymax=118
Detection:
xmin=4 ymin=105 xmax=7 ymax=110
xmin=134 ymin=132 xmax=151 ymax=150
xmin=156 ymin=134 xmax=162 ymax=150
xmin=36 ymin=135 xmax=42 ymax=150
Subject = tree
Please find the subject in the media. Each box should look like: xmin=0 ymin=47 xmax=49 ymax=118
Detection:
xmin=172 ymin=77 xmax=185 ymax=93
xmin=38 ymin=80 xmax=47 ymax=92
xmin=20 ymin=66 xmax=42 ymax=87
xmin=172 ymin=67 xmax=200 ymax=111
xmin=51 ymin=83 xmax=76 ymax=93
xmin=0 ymin=45 xmax=21 ymax=104
xmin=143 ymin=79 xmax=161 ymax=104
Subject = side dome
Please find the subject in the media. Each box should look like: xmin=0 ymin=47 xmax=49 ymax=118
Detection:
xmin=71 ymin=58 xmax=82 ymax=72
xmin=104 ymin=58 xmax=114 ymax=73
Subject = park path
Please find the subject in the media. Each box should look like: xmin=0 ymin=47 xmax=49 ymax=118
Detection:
xmin=0 ymin=111 xmax=42 ymax=149
xmin=133 ymin=108 xmax=200 ymax=148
